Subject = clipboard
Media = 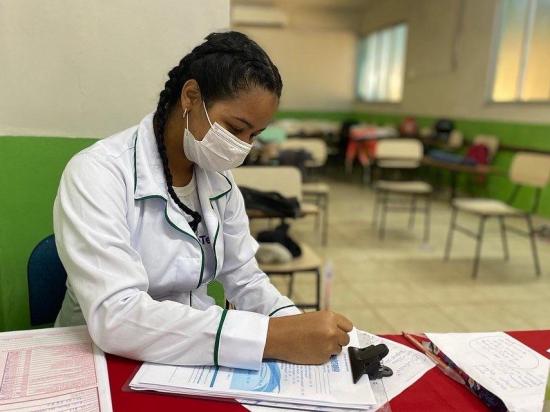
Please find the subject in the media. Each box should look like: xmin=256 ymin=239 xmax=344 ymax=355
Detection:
xmin=357 ymin=330 xmax=392 ymax=412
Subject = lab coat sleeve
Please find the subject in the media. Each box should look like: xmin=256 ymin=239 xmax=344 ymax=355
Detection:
xmin=217 ymin=172 xmax=302 ymax=320
xmin=54 ymin=153 xmax=267 ymax=370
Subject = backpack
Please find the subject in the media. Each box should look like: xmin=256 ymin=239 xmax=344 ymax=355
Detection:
xmin=465 ymin=143 xmax=490 ymax=165
xmin=399 ymin=116 xmax=419 ymax=138
xmin=257 ymin=223 xmax=302 ymax=257
xmin=239 ymin=186 xmax=301 ymax=218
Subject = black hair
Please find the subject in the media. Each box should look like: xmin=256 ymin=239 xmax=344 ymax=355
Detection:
xmin=153 ymin=31 xmax=283 ymax=232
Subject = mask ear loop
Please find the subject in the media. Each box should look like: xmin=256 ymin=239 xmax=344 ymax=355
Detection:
xmin=202 ymin=100 xmax=214 ymax=127
xmin=182 ymin=108 xmax=189 ymax=130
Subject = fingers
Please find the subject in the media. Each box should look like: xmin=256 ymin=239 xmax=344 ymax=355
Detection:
xmin=337 ymin=329 xmax=351 ymax=347
xmin=335 ymin=313 xmax=353 ymax=332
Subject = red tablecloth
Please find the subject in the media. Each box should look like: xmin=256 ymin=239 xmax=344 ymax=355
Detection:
xmin=107 ymin=330 xmax=550 ymax=411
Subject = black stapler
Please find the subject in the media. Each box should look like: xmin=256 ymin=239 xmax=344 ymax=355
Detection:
xmin=348 ymin=344 xmax=393 ymax=384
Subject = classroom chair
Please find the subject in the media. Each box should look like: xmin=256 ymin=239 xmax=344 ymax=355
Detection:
xmin=279 ymin=138 xmax=330 ymax=245
xmin=279 ymin=137 xmax=328 ymax=169
xmin=372 ymin=138 xmax=433 ymax=242
xmin=447 ymin=130 xmax=464 ymax=150
xmin=258 ymin=243 xmax=322 ymax=311
xmin=232 ymin=166 xmax=323 ymax=309
xmin=27 ymin=234 xmax=67 ymax=326
xmin=444 ymin=152 xmax=550 ymax=278
xmin=232 ymin=165 xmax=328 ymax=244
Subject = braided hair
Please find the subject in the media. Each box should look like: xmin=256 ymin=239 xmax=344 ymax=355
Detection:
xmin=153 ymin=31 xmax=283 ymax=232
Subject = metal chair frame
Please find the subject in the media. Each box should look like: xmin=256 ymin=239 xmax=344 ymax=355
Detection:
xmin=444 ymin=184 xmax=542 ymax=278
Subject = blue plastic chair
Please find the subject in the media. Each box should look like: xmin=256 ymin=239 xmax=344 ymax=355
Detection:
xmin=27 ymin=234 xmax=67 ymax=326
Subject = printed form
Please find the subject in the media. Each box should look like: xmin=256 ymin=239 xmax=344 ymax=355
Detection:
xmin=0 ymin=326 xmax=112 ymax=412
xmin=130 ymin=329 xmax=376 ymax=410
xmin=242 ymin=330 xmax=435 ymax=411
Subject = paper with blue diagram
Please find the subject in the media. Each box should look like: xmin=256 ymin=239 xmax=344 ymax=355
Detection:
xmin=129 ymin=328 xmax=377 ymax=410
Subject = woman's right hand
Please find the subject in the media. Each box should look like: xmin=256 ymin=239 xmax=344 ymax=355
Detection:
xmin=263 ymin=310 xmax=354 ymax=365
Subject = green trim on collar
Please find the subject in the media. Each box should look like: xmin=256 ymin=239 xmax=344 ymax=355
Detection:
xmin=210 ymin=172 xmax=233 ymax=201
xmin=214 ymin=308 xmax=228 ymax=367
xmin=207 ymin=172 xmax=233 ymax=281
xmin=135 ymin=194 xmax=205 ymax=286
xmin=268 ymin=304 xmax=297 ymax=317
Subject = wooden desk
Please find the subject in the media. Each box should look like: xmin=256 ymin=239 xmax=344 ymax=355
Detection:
xmin=421 ymin=156 xmax=499 ymax=199
xmin=106 ymin=329 xmax=550 ymax=411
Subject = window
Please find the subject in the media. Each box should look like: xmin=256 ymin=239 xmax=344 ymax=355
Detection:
xmin=492 ymin=0 xmax=550 ymax=102
xmin=356 ymin=23 xmax=408 ymax=102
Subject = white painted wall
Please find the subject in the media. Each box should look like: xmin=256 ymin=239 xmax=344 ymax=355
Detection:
xmin=240 ymin=27 xmax=357 ymax=111
xmin=0 ymin=0 xmax=230 ymax=137
xmin=356 ymin=0 xmax=550 ymax=124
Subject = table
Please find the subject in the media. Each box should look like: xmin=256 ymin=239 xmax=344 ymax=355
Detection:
xmin=421 ymin=156 xmax=498 ymax=199
xmin=107 ymin=330 xmax=550 ymax=411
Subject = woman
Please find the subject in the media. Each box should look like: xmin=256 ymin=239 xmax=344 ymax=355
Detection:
xmin=54 ymin=31 xmax=352 ymax=371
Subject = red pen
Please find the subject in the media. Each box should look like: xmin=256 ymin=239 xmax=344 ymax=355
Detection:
xmin=402 ymin=332 xmax=466 ymax=386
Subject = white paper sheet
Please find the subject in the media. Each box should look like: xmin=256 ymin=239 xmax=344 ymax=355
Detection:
xmin=427 ymin=332 xmax=550 ymax=412
xmin=0 ymin=326 xmax=112 ymax=412
xmin=242 ymin=329 xmax=435 ymax=412
xmin=130 ymin=329 xmax=375 ymax=410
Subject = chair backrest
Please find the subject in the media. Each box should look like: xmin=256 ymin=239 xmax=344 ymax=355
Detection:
xmin=27 ymin=234 xmax=67 ymax=326
xmin=447 ymin=130 xmax=464 ymax=149
xmin=232 ymin=166 xmax=303 ymax=201
xmin=509 ymin=152 xmax=550 ymax=188
xmin=473 ymin=135 xmax=499 ymax=162
xmin=375 ymin=138 xmax=423 ymax=168
xmin=279 ymin=138 xmax=328 ymax=167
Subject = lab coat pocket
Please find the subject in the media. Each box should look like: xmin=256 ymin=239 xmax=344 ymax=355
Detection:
xmin=168 ymin=256 xmax=203 ymax=291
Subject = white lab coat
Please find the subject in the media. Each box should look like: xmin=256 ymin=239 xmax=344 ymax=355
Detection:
xmin=53 ymin=112 xmax=300 ymax=370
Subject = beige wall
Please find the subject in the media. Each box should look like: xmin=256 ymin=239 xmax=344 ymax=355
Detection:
xmin=240 ymin=27 xmax=357 ymax=110
xmin=356 ymin=0 xmax=550 ymax=124
xmin=0 ymin=0 xmax=229 ymax=138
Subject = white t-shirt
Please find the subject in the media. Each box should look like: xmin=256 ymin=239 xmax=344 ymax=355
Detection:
xmin=173 ymin=171 xmax=215 ymax=286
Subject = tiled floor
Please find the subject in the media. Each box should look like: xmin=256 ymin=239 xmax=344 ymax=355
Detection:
xmin=253 ymin=179 xmax=550 ymax=334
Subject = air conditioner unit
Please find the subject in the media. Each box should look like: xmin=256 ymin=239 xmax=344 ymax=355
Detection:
xmin=231 ymin=5 xmax=289 ymax=28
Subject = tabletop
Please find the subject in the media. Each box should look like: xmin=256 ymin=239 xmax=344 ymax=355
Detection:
xmin=106 ymin=329 xmax=550 ymax=411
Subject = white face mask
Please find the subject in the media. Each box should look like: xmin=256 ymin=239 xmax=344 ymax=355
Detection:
xmin=182 ymin=101 xmax=252 ymax=172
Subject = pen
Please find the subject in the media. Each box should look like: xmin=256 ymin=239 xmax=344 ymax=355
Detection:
xmin=401 ymin=332 xmax=466 ymax=386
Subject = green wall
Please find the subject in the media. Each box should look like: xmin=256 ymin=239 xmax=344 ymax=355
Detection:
xmin=1 ymin=112 xmax=549 ymax=331
xmin=0 ymin=137 xmax=96 ymax=331
xmin=0 ymin=136 xmax=227 ymax=332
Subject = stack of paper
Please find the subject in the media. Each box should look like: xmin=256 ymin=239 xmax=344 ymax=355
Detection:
xmin=130 ymin=329 xmax=376 ymax=410
xmin=0 ymin=325 xmax=112 ymax=411
xmin=426 ymin=332 xmax=550 ymax=412
xmin=130 ymin=329 xmax=436 ymax=411
xmin=242 ymin=330 xmax=435 ymax=412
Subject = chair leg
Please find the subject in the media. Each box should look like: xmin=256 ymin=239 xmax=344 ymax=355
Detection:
xmin=315 ymin=269 xmax=321 ymax=311
xmin=288 ymin=273 xmax=295 ymax=298
xmin=525 ymin=215 xmax=541 ymax=276
xmin=423 ymin=195 xmax=431 ymax=243
xmin=498 ymin=217 xmax=509 ymax=261
xmin=472 ymin=217 xmax=487 ymax=279
xmin=379 ymin=192 xmax=389 ymax=240
xmin=444 ymin=208 xmax=458 ymax=260
xmin=322 ymin=194 xmax=329 ymax=246
xmin=408 ymin=195 xmax=417 ymax=230
xmin=372 ymin=190 xmax=380 ymax=228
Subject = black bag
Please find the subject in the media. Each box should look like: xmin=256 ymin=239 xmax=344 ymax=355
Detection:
xmin=433 ymin=119 xmax=455 ymax=142
xmin=240 ymin=186 xmax=301 ymax=218
xmin=257 ymin=223 xmax=302 ymax=258
xmin=277 ymin=149 xmax=313 ymax=177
